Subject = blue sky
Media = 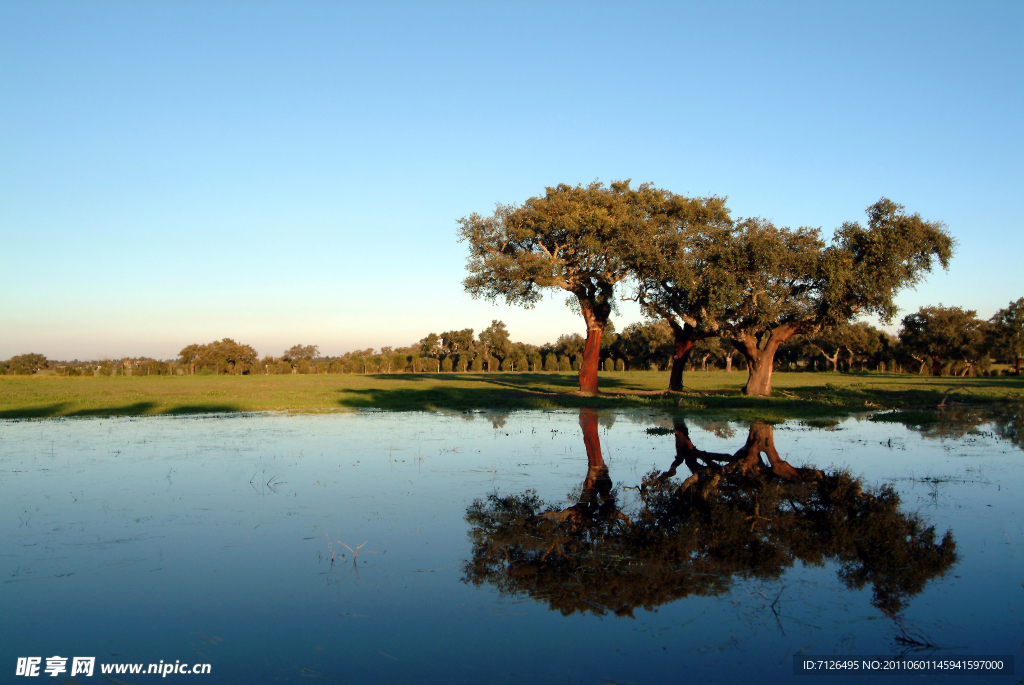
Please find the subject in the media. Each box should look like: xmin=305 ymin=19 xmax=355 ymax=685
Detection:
xmin=2 ymin=0 xmax=1021 ymax=360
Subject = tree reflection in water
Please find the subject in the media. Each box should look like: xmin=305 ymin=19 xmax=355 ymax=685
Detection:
xmin=463 ymin=409 xmax=957 ymax=619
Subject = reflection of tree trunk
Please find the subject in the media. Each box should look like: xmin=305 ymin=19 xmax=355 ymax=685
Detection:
xmin=657 ymin=419 xmax=732 ymax=482
xmin=540 ymin=410 xmax=618 ymax=525
xmin=663 ymin=420 xmax=821 ymax=485
xmin=578 ymin=409 xmax=611 ymax=501
xmin=736 ymin=423 xmax=820 ymax=481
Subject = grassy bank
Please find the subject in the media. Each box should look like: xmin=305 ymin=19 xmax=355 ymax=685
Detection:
xmin=1 ymin=371 xmax=1021 ymax=421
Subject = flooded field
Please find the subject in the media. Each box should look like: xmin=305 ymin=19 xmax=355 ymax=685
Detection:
xmin=1 ymin=409 xmax=1020 ymax=683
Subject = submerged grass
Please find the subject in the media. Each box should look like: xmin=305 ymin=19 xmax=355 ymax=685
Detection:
xmin=0 ymin=371 xmax=1020 ymax=421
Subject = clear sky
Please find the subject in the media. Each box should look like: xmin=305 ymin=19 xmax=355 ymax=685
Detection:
xmin=2 ymin=0 xmax=1021 ymax=361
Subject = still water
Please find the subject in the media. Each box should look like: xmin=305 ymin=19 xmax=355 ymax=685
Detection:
xmin=1 ymin=409 xmax=1020 ymax=683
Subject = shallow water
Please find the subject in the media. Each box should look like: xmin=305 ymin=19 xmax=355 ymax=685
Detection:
xmin=0 ymin=409 xmax=1020 ymax=683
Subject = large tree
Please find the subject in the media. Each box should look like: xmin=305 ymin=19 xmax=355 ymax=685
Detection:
xmin=627 ymin=194 xmax=735 ymax=390
xmin=634 ymin=198 xmax=952 ymax=395
xmin=458 ymin=181 xmax=662 ymax=393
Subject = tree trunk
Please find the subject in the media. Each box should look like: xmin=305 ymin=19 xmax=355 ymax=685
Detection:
xmin=930 ymin=355 xmax=942 ymax=377
xmin=822 ymin=349 xmax=839 ymax=372
xmin=579 ymin=325 xmax=605 ymax=393
xmin=724 ymin=352 xmax=734 ymax=373
xmin=1016 ymin=357 xmax=1021 ymax=374
xmin=732 ymin=325 xmax=799 ymax=396
xmin=575 ymin=296 xmax=610 ymax=393
xmin=911 ymin=354 xmax=927 ymax=375
xmin=668 ymin=340 xmax=694 ymax=391
xmin=666 ymin=320 xmax=697 ymax=392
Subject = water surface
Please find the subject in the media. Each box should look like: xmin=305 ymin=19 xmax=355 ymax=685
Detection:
xmin=1 ymin=409 xmax=1020 ymax=683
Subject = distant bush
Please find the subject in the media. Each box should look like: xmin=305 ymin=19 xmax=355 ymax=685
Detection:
xmin=6 ymin=353 xmax=47 ymax=375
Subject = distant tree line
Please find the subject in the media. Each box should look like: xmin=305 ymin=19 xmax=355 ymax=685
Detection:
xmin=3 ymin=299 xmax=1020 ymax=379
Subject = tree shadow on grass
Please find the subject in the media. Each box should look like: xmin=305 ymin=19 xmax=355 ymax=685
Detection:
xmin=369 ymin=372 xmax=644 ymax=391
xmin=336 ymin=386 xmax=665 ymax=412
xmin=781 ymin=381 xmax=1020 ymax=411
xmin=0 ymin=402 xmax=243 ymax=419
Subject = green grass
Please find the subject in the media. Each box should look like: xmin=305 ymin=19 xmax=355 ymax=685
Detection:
xmin=1 ymin=370 xmax=1021 ymax=421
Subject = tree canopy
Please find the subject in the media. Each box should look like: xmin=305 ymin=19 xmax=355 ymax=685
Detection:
xmin=4 ymin=353 xmax=48 ymax=375
xmin=630 ymin=197 xmax=953 ymax=395
xmin=284 ymin=344 xmax=319 ymax=361
xmin=990 ymin=297 xmax=1024 ymax=373
xmin=899 ymin=305 xmax=986 ymax=376
xmin=459 ymin=180 xmax=666 ymax=393
xmin=625 ymin=194 xmax=735 ymax=389
xmin=178 ymin=339 xmax=259 ymax=375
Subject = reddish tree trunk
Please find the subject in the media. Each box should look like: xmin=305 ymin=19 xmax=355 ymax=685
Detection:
xmin=822 ymin=349 xmax=839 ymax=372
xmin=578 ymin=327 xmax=604 ymax=393
xmin=573 ymin=291 xmax=612 ymax=394
xmin=575 ymin=313 xmax=606 ymax=394
xmin=930 ymin=355 xmax=942 ymax=377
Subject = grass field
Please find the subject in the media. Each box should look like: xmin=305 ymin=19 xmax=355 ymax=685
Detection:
xmin=1 ymin=370 xmax=1021 ymax=421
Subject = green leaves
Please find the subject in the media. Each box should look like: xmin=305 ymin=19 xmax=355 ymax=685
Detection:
xmin=458 ymin=181 xmax=661 ymax=312
xmin=990 ymin=297 xmax=1024 ymax=365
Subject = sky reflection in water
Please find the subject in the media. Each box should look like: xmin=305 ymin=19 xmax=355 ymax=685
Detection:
xmin=1 ymin=409 xmax=1020 ymax=683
